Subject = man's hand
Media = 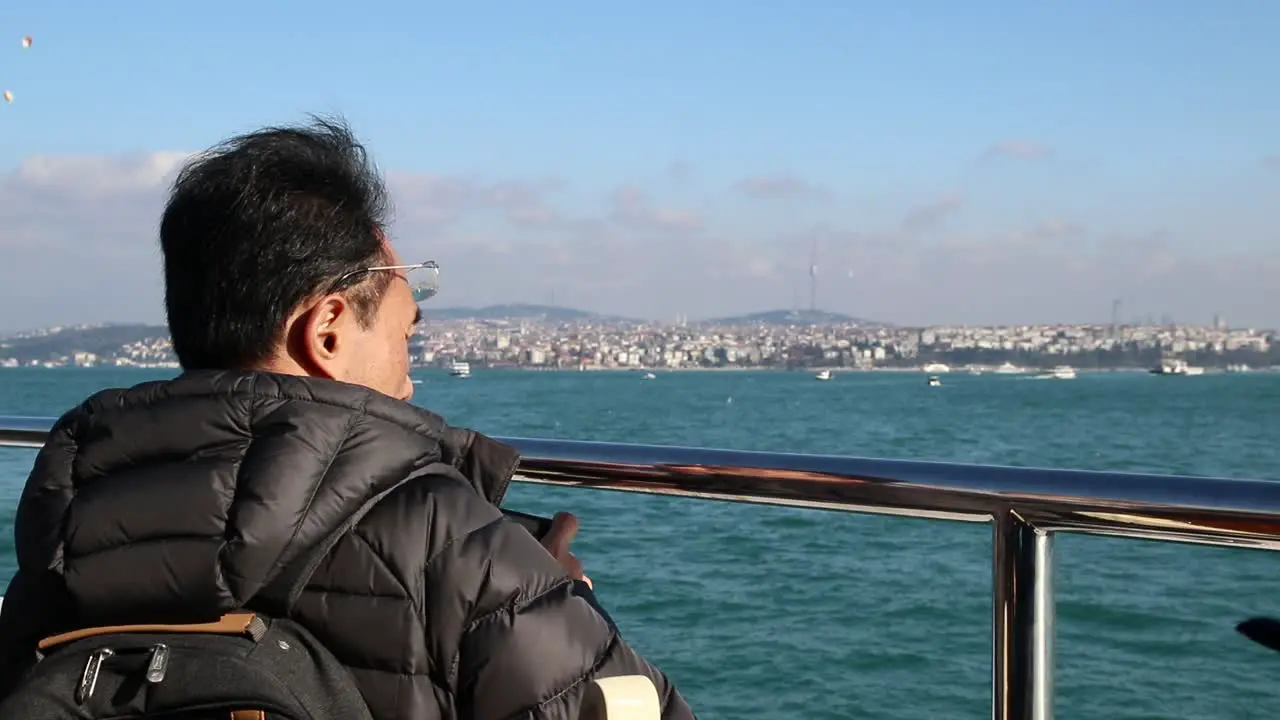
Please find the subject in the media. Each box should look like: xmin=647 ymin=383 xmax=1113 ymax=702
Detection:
xmin=541 ymin=511 xmax=593 ymax=589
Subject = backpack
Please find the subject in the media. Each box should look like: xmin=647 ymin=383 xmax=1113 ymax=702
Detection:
xmin=0 ymin=610 xmax=375 ymax=720
xmin=0 ymin=463 xmax=462 ymax=719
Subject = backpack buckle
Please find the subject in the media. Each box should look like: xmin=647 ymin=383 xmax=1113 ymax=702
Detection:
xmin=146 ymin=643 xmax=169 ymax=683
xmin=76 ymin=648 xmax=114 ymax=704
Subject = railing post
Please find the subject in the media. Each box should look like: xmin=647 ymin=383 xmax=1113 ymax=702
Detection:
xmin=992 ymin=510 xmax=1054 ymax=720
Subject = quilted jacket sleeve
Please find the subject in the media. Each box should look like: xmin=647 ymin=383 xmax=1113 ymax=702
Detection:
xmin=0 ymin=570 xmax=50 ymax=698
xmin=433 ymin=505 xmax=695 ymax=720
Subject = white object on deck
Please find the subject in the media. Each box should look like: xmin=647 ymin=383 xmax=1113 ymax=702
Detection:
xmin=580 ymin=675 xmax=661 ymax=720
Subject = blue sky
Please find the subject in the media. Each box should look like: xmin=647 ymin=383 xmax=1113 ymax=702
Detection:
xmin=1 ymin=1 xmax=1278 ymax=328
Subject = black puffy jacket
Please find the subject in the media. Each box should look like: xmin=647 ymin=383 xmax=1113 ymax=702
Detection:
xmin=0 ymin=370 xmax=694 ymax=720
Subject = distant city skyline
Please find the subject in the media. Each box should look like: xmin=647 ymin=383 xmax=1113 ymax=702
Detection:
xmin=4 ymin=313 xmax=1272 ymax=371
xmin=3 ymin=305 xmax=1272 ymax=339
xmin=2 ymin=3 xmax=1279 ymax=330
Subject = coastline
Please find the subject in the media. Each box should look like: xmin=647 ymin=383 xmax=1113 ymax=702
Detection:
xmin=2 ymin=363 xmax=1272 ymax=375
xmin=409 ymin=364 xmax=1260 ymax=375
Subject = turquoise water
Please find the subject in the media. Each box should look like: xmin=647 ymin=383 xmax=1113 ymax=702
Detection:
xmin=2 ymin=367 xmax=1279 ymax=718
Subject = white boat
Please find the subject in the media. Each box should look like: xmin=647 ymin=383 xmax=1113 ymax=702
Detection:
xmin=642 ymin=372 xmax=656 ymax=380
xmin=994 ymin=362 xmax=1023 ymax=374
xmin=927 ymin=376 xmax=941 ymax=387
xmin=1038 ymin=365 xmax=1076 ymax=380
xmin=921 ymin=362 xmax=950 ymax=374
xmin=1150 ymin=358 xmax=1204 ymax=376
xmin=448 ymin=361 xmax=471 ymax=378
xmin=815 ymin=370 xmax=833 ymax=381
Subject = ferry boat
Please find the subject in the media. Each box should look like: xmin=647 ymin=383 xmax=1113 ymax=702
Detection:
xmin=1150 ymin=358 xmax=1204 ymax=376
xmin=1038 ymin=365 xmax=1076 ymax=380
xmin=448 ymin=360 xmax=471 ymax=378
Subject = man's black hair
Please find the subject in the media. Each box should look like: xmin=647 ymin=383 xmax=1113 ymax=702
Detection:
xmin=159 ymin=115 xmax=393 ymax=370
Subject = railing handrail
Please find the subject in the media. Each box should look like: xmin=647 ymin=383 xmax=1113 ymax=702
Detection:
xmin=1 ymin=413 xmax=1276 ymax=720
xmin=2 ymin=414 xmax=1277 ymax=547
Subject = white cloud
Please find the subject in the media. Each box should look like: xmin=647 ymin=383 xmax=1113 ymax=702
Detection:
xmin=733 ymin=174 xmax=830 ymax=201
xmin=10 ymin=152 xmax=193 ymax=194
xmin=901 ymin=194 xmax=964 ymax=234
xmin=0 ymin=151 xmax=1276 ymax=330
xmin=982 ymin=139 xmax=1053 ymax=161
xmin=608 ymin=186 xmax=702 ymax=232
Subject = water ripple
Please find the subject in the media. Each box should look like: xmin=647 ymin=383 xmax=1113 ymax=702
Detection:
xmin=1 ymin=368 xmax=1278 ymax=718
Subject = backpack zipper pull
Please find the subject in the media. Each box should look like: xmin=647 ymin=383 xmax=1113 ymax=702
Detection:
xmin=76 ymin=648 xmax=114 ymax=704
xmin=146 ymin=643 xmax=169 ymax=683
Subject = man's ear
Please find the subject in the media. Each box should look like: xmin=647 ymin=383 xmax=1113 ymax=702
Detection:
xmin=286 ymin=294 xmax=354 ymax=379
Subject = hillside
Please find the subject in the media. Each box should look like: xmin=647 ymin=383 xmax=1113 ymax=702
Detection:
xmin=0 ymin=306 xmax=886 ymax=364
xmin=423 ymin=304 xmax=636 ymax=323
xmin=0 ymin=324 xmax=167 ymax=362
xmin=701 ymin=309 xmax=890 ymax=327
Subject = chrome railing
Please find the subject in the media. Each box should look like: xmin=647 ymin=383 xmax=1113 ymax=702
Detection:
xmin=3 ymin=414 xmax=1279 ymax=720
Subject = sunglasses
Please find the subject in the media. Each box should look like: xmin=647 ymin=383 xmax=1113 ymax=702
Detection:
xmin=330 ymin=260 xmax=440 ymax=303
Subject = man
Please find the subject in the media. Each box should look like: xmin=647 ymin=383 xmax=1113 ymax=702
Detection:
xmin=0 ymin=116 xmax=695 ymax=720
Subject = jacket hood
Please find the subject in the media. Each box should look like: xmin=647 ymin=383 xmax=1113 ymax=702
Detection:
xmin=15 ymin=370 xmax=520 ymax=624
